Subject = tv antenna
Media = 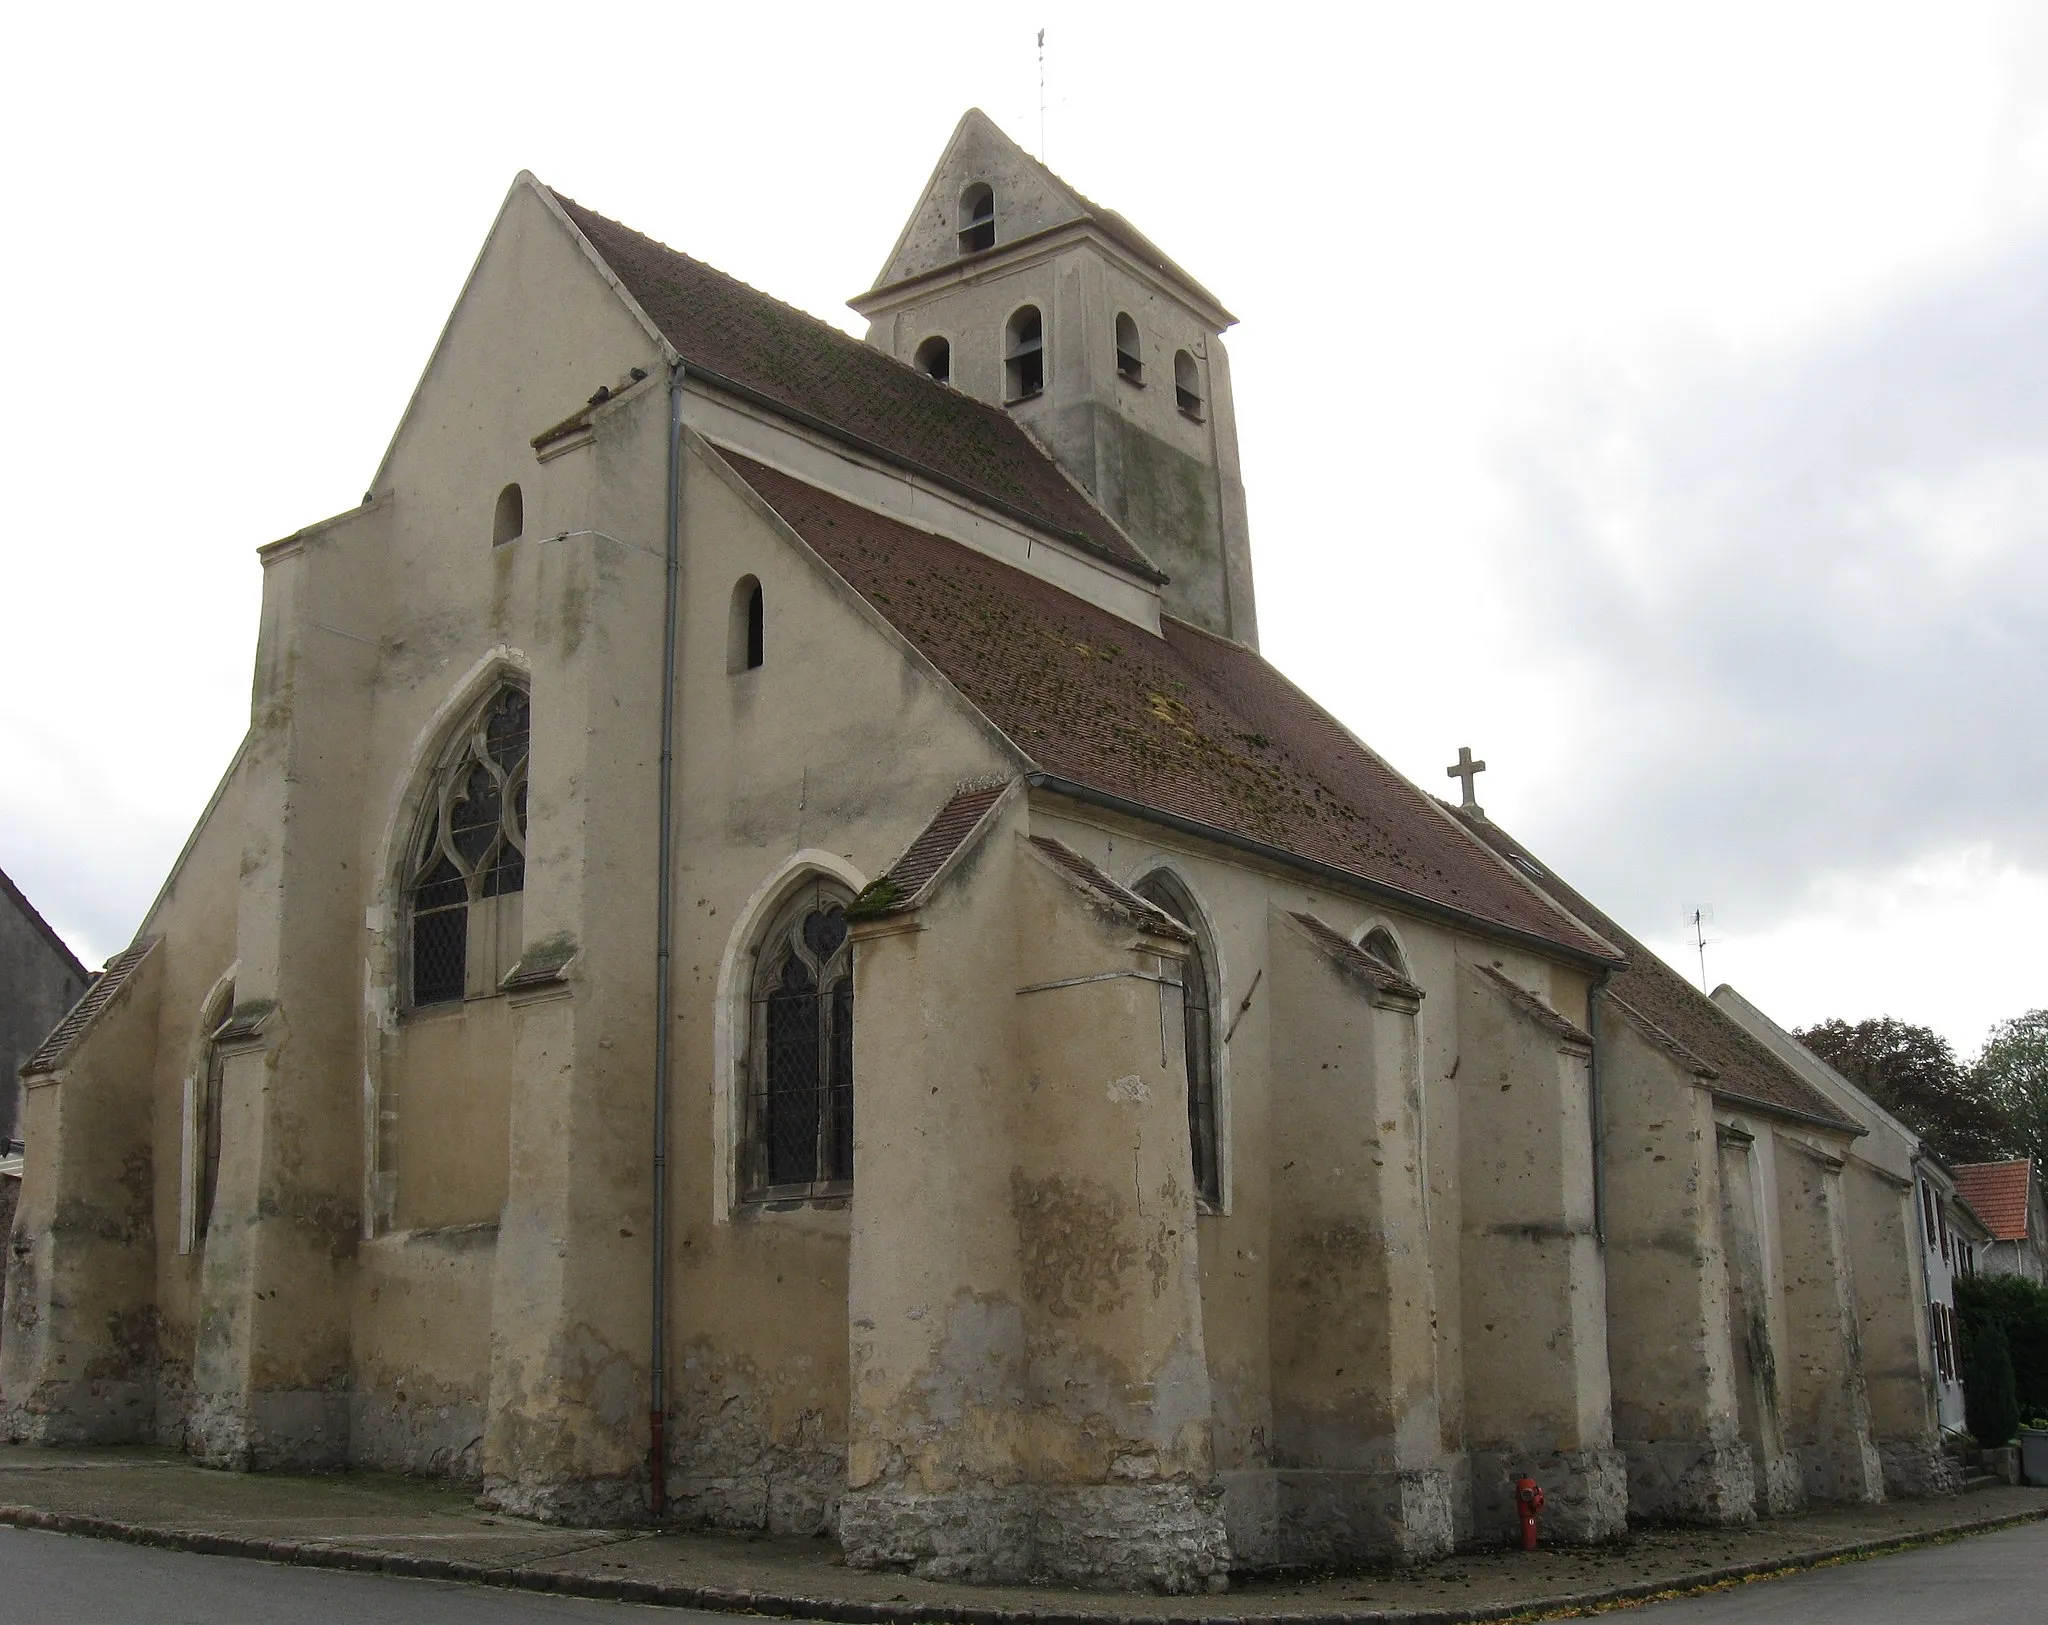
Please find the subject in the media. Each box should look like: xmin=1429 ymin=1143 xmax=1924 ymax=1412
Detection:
xmin=1037 ymin=28 xmax=1047 ymax=161
xmin=1688 ymin=908 xmax=1719 ymax=993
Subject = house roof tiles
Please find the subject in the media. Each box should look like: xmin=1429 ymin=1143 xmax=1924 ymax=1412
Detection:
xmin=724 ymin=452 xmax=1618 ymax=963
xmin=1951 ymin=1160 xmax=2037 ymax=1242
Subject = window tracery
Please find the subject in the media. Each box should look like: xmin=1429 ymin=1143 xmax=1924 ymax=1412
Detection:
xmin=744 ymin=884 xmax=854 ymax=1200
xmin=406 ymin=685 xmax=530 ymax=1007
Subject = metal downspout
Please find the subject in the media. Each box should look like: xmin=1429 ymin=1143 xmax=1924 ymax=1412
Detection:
xmin=651 ymin=358 xmax=685 ymax=1516
xmin=1589 ymin=967 xmax=1612 ymax=1244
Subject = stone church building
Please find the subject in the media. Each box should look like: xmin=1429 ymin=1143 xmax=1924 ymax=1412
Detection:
xmin=3 ymin=113 xmax=1952 ymax=1589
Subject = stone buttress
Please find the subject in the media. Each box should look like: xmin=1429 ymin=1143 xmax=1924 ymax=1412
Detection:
xmin=840 ymin=810 xmax=1228 ymax=1591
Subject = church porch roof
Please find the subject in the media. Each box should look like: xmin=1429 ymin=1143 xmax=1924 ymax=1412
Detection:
xmin=724 ymin=451 xmax=1620 ymax=967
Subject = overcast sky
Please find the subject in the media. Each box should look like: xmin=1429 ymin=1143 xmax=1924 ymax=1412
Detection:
xmin=3 ymin=2 xmax=2042 ymax=1054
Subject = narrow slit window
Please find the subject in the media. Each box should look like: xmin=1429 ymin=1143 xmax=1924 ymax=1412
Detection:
xmin=958 ymin=182 xmax=995 ymax=254
xmin=1006 ymin=305 xmax=1044 ymax=403
xmin=1115 ymin=312 xmax=1143 ymax=383
xmin=914 ymin=335 xmax=952 ymax=384
xmin=493 ymin=483 xmax=523 ymax=546
xmin=1174 ymin=350 xmax=1204 ymax=419
xmin=729 ymin=576 xmax=764 ymax=672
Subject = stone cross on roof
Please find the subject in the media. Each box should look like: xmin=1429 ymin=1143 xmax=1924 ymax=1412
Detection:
xmin=1446 ymin=746 xmax=1486 ymax=813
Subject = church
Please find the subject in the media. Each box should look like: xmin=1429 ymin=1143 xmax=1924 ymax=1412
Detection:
xmin=3 ymin=112 xmax=1953 ymax=1591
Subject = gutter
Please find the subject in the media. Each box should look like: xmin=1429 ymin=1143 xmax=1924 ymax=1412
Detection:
xmin=650 ymin=358 xmax=686 ymax=1517
xmin=1023 ymin=772 xmax=1624 ymax=974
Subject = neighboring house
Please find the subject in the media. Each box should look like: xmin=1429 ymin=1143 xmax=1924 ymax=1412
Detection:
xmin=0 ymin=110 xmax=1951 ymax=1590
xmin=1950 ymin=1160 xmax=2047 ymax=1284
xmin=1714 ymin=985 xmax=1985 ymax=1438
xmin=0 ymin=867 xmax=89 ymax=1149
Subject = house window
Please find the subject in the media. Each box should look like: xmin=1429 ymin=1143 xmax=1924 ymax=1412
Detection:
xmin=1135 ymin=872 xmax=1221 ymax=1210
xmin=1115 ymin=312 xmax=1143 ymax=383
xmin=915 ymin=334 xmax=952 ymax=384
xmin=1174 ymin=350 xmax=1204 ymax=419
xmin=1006 ymin=305 xmax=1045 ymax=403
xmin=406 ymin=685 xmax=530 ymax=1007
xmin=729 ymin=576 xmax=764 ymax=672
xmin=493 ymin=483 xmax=524 ymax=546
xmin=743 ymin=885 xmax=855 ymax=1200
xmin=958 ymin=182 xmax=995 ymax=254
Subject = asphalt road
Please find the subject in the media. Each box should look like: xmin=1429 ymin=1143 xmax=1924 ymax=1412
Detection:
xmin=1628 ymin=1517 xmax=2048 ymax=1621
xmin=0 ymin=1519 xmax=2041 ymax=1624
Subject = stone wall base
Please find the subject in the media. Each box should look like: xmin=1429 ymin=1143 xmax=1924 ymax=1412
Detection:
xmin=1796 ymin=1431 xmax=1885 ymax=1506
xmin=1619 ymin=1439 xmax=1756 ymax=1525
xmin=1218 ymin=1467 xmax=1453 ymax=1568
xmin=1876 ymin=1433 xmax=1956 ymax=1499
xmin=478 ymin=1470 xmax=649 ymax=1526
xmin=1752 ymin=1446 xmax=1804 ymax=1515
xmin=349 ymin=1388 xmax=485 ymax=1482
xmin=840 ymin=1479 xmax=1230 ymax=1592
xmin=1468 ymin=1447 xmax=1627 ymax=1544
xmin=187 ymin=1389 xmax=350 ymax=1471
xmin=1 ymin=1380 xmax=154 ymax=1446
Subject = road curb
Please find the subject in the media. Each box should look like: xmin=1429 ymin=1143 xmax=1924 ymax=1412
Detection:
xmin=0 ymin=1500 xmax=2042 ymax=1622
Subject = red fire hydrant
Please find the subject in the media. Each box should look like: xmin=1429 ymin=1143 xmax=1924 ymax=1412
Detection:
xmin=1514 ymin=1476 xmax=1545 ymax=1550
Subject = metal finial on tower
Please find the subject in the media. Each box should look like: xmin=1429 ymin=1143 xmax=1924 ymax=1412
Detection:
xmin=1038 ymin=28 xmax=1047 ymax=161
xmin=1446 ymin=746 xmax=1486 ymax=814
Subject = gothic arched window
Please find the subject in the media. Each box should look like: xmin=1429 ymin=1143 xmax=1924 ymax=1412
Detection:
xmin=1360 ymin=926 xmax=1408 ymax=979
xmin=744 ymin=884 xmax=854 ymax=1200
xmin=958 ymin=182 xmax=995 ymax=254
xmin=1135 ymin=872 xmax=1221 ymax=1210
xmin=406 ymin=685 xmax=530 ymax=1007
xmin=1006 ymin=305 xmax=1044 ymax=403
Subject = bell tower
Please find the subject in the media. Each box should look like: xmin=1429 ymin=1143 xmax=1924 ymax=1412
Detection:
xmin=852 ymin=110 xmax=1258 ymax=647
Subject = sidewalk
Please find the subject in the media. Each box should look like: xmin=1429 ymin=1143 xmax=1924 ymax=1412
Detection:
xmin=0 ymin=1447 xmax=2041 ymax=1623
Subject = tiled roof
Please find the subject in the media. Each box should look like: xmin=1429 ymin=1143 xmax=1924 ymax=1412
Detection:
xmin=1473 ymin=962 xmax=1594 ymax=1048
xmin=552 ymin=193 xmax=1161 ymax=581
xmin=1951 ymin=1160 xmax=2036 ymax=1242
xmin=1607 ymin=993 xmax=1719 ymax=1080
xmin=859 ymin=784 xmax=1011 ymax=916
xmin=724 ymin=453 xmax=1617 ymax=964
xmin=1454 ymin=812 xmax=1859 ymax=1132
xmin=19 ymin=936 xmax=158 ymax=1078
xmin=1287 ymin=911 xmax=1425 ymax=1002
xmin=1026 ymin=837 xmax=1192 ymax=941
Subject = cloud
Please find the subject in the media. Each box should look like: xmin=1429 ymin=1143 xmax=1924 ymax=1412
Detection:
xmin=1495 ymin=217 xmax=2048 ymax=931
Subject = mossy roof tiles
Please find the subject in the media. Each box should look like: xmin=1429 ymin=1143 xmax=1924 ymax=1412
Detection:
xmin=726 ymin=452 xmax=1617 ymax=964
xmin=554 ymin=193 xmax=1159 ymax=580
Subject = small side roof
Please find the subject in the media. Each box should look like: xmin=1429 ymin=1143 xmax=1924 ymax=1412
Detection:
xmin=19 ymin=936 xmax=158 ymax=1079
xmin=1951 ymin=1159 xmax=2037 ymax=1242
xmin=852 ymin=783 xmax=1013 ymax=919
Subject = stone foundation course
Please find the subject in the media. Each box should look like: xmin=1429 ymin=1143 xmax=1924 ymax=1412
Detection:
xmin=0 ymin=1446 xmax=2042 ymax=1619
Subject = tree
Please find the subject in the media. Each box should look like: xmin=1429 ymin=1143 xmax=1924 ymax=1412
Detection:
xmin=1971 ymin=1008 xmax=2048 ymax=1171
xmin=1962 ymin=1317 xmax=2021 ymax=1446
xmin=1795 ymin=1016 xmax=2011 ymax=1166
xmin=1957 ymin=1273 xmax=2048 ymax=1425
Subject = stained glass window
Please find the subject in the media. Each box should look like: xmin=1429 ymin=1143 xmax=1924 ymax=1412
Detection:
xmin=406 ymin=686 xmax=530 ymax=1007
xmin=746 ymin=888 xmax=854 ymax=1198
